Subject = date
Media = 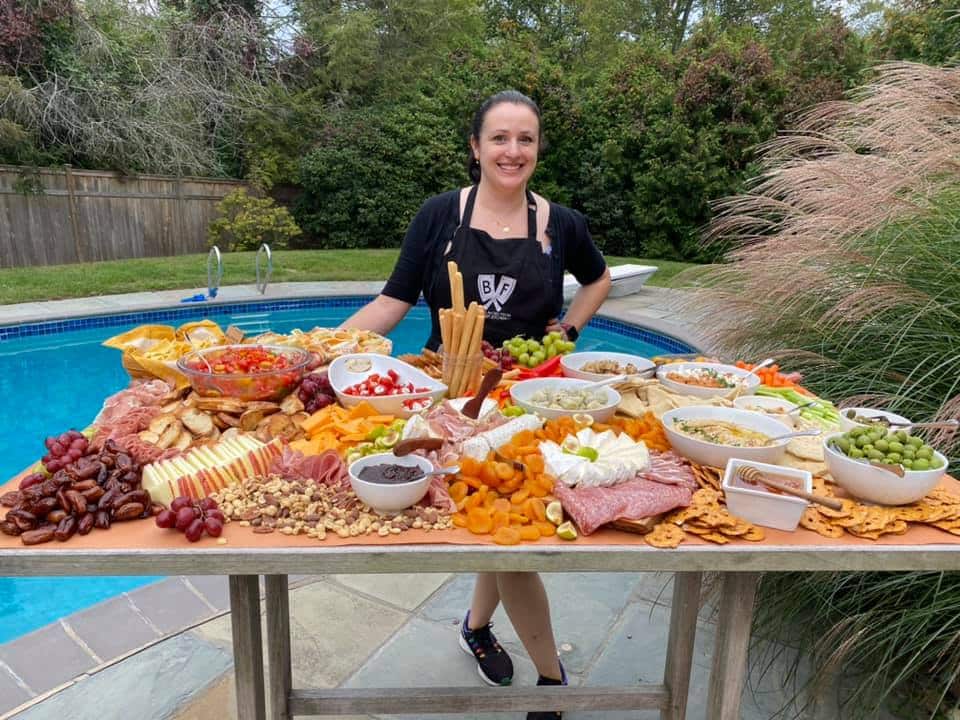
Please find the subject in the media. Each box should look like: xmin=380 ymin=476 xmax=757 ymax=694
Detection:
xmin=114 ymin=502 xmax=145 ymax=521
xmin=21 ymin=527 xmax=55 ymax=545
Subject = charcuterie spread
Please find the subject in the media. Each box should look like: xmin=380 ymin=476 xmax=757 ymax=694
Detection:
xmin=2 ymin=325 xmax=959 ymax=552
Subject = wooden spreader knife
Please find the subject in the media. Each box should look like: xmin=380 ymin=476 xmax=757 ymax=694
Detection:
xmin=460 ymin=368 xmax=503 ymax=420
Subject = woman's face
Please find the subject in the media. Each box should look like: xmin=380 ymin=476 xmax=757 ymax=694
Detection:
xmin=471 ymin=102 xmax=540 ymax=192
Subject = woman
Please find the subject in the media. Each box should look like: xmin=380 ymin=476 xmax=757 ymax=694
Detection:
xmin=343 ymin=90 xmax=611 ymax=719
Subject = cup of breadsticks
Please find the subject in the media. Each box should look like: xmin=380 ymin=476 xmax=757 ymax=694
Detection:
xmin=439 ymin=261 xmax=486 ymax=398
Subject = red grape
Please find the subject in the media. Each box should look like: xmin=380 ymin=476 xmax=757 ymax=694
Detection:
xmin=205 ymin=509 xmax=226 ymax=524
xmin=50 ymin=442 xmax=65 ymax=457
xmin=185 ymin=518 xmax=204 ymax=542
xmin=203 ymin=517 xmax=223 ymax=537
xmin=170 ymin=496 xmax=193 ymax=512
xmin=155 ymin=510 xmax=176 ymax=529
xmin=175 ymin=507 xmax=196 ymax=531
xmin=46 ymin=459 xmax=62 ymax=472
xmin=44 ymin=436 xmax=57 ymax=450
xmin=199 ymin=497 xmax=218 ymax=511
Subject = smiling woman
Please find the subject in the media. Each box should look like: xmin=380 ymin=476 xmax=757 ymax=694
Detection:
xmin=340 ymin=89 xmax=612 ymax=720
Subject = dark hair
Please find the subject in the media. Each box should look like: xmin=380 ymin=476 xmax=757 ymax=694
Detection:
xmin=467 ymin=90 xmax=543 ymax=183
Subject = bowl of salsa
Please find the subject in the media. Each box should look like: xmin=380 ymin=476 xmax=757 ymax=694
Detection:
xmin=177 ymin=344 xmax=311 ymax=401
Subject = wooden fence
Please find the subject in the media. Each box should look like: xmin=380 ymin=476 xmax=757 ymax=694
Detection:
xmin=0 ymin=165 xmax=247 ymax=268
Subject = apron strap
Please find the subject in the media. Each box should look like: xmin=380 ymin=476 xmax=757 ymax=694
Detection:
xmin=525 ymin=189 xmax=538 ymax=243
xmin=459 ymin=185 xmax=479 ymax=228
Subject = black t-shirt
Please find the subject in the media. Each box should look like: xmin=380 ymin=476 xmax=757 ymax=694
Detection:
xmin=382 ymin=190 xmax=607 ymax=322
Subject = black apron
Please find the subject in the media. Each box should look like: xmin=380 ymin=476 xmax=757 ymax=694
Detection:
xmin=425 ymin=185 xmax=558 ymax=350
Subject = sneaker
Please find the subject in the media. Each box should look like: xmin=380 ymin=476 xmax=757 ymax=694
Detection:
xmin=526 ymin=660 xmax=568 ymax=720
xmin=458 ymin=611 xmax=514 ymax=686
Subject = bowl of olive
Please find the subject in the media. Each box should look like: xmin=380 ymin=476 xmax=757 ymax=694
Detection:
xmin=824 ymin=428 xmax=946 ymax=505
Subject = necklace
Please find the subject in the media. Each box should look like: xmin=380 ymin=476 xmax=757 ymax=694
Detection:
xmin=479 ymin=200 xmax=525 ymax=234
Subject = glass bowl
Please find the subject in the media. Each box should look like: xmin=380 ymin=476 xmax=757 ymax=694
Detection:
xmin=177 ymin=344 xmax=311 ymax=401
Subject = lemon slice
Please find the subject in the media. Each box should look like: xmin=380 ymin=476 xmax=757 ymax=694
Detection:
xmin=561 ymin=436 xmax=581 ymax=453
xmin=556 ymin=521 xmax=578 ymax=541
xmin=546 ymin=500 xmax=564 ymax=525
xmin=572 ymin=413 xmax=594 ymax=427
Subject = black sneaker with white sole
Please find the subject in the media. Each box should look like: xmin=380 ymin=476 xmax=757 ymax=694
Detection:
xmin=459 ymin=611 xmax=514 ymax=686
xmin=526 ymin=659 xmax=568 ymax=720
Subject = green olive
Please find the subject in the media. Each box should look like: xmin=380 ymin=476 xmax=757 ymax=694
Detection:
xmin=849 ymin=447 xmax=865 ymax=459
xmin=912 ymin=458 xmax=930 ymax=471
xmin=874 ymin=439 xmax=889 ymax=452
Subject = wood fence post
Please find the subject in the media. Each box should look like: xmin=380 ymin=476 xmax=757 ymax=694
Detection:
xmin=63 ymin=164 xmax=85 ymax=262
xmin=176 ymin=176 xmax=187 ymax=254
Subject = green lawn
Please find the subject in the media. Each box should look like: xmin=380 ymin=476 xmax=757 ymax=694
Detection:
xmin=0 ymin=250 xmax=696 ymax=305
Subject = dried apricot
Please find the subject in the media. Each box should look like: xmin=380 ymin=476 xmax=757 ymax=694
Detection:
xmin=526 ymin=498 xmax=547 ymax=523
xmin=452 ymin=513 xmax=467 ymax=528
xmin=467 ymin=508 xmax=493 ymax=534
xmin=534 ymin=520 xmax=556 ymax=537
xmin=492 ymin=527 xmax=522 ymax=545
xmin=449 ymin=481 xmax=468 ymax=504
xmin=495 ymin=462 xmax=514 ymax=481
xmin=519 ymin=525 xmax=542 ymax=541
xmin=492 ymin=510 xmax=511 ymax=531
xmin=492 ymin=498 xmax=511 ymax=514
xmin=510 ymin=488 xmax=530 ymax=504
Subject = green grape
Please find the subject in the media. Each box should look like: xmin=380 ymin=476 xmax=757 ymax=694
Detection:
xmin=519 ymin=352 xmax=530 ymax=366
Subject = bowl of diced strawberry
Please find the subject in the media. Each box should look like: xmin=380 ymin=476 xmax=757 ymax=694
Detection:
xmin=177 ymin=344 xmax=311 ymax=401
xmin=328 ymin=354 xmax=447 ymax=418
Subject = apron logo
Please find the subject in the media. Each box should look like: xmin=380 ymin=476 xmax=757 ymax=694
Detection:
xmin=477 ymin=274 xmax=516 ymax=312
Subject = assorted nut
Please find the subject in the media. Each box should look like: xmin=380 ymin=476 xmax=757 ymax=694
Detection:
xmin=212 ymin=475 xmax=452 ymax=541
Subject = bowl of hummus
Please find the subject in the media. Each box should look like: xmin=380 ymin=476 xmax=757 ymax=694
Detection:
xmin=661 ymin=406 xmax=791 ymax=468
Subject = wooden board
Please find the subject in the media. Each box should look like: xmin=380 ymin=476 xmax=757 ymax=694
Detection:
xmin=609 ymin=514 xmax=664 ymax=535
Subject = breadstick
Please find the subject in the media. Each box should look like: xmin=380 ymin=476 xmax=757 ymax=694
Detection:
xmin=455 ymin=271 xmax=465 ymax=313
xmin=467 ymin=308 xmax=486 ymax=393
xmin=450 ymin=303 xmax=478 ymax=396
xmin=447 ymin=261 xmax=461 ymax=311
xmin=460 ymin=305 xmax=486 ymax=396
xmin=439 ymin=310 xmax=452 ymax=383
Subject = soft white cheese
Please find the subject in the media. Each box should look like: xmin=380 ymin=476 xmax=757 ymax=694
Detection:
xmin=540 ymin=428 xmax=650 ymax=488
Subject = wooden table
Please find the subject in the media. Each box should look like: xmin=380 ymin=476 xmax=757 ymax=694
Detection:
xmin=4 ymin=542 xmax=960 ymax=719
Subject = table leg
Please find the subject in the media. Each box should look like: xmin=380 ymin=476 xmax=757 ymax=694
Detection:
xmin=661 ymin=571 xmax=702 ymax=720
xmin=265 ymin=575 xmax=292 ymax=720
xmin=230 ymin=575 xmax=266 ymax=720
xmin=706 ymin=571 xmax=760 ymax=720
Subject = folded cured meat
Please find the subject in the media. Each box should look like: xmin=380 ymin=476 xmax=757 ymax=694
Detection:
xmin=553 ymin=479 xmax=692 ymax=535
xmin=460 ymin=414 xmax=544 ymax=461
xmin=640 ymin=451 xmax=699 ymax=491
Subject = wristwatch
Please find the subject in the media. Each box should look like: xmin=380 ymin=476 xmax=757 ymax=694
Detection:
xmin=560 ymin=322 xmax=579 ymax=342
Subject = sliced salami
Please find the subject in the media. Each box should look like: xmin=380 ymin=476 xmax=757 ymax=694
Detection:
xmin=554 ymin=479 xmax=692 ymax=535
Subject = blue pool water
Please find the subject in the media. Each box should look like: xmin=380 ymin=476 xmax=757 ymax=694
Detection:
xmin=0 ymin=298 xmax=692 ymax=644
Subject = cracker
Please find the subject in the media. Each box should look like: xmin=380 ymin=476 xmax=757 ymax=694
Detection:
xmin=644 ymin=524 xmax=686 ymax=548
xmin=667 ymin=505 xmax=708 ymax=526
xmin=743 ymin=526 xmax=766 ymax=541
xmin=719 ymin=520 xmax=752 ymax=537
xmin=681 ymin=522 xmax=712 ymax=535
xmin=817 ymin=499 xmax=856 ymax=519
xmin=700 ymin=532 xmax=730 ymax=544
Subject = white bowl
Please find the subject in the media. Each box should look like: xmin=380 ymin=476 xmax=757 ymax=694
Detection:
xmin=822 ymin=433 xmax=945 ymax=505
xmin=661 ymin=406 xmax=791 ymax=468
xmin=561 ymin=351 xmax=655 ymax=381
xmin=656 ymin=362 xmax=760 ymax=399
xmin=328 ymin=354 xmax=447 ymax=419
xmin=348 ymin=452 xmax=434 ymax=513
xmin=733 ymin=396 xmax=797 ymax=428
xmin=446 ymin=397 xmax=498 ymax=420
xmin=837 ymin=407 xmax=912 ymax=433
xmin=509 ymin=378 xmax=620 ymax=423
xmin=722 ymin=459 xmax=812 ymax=531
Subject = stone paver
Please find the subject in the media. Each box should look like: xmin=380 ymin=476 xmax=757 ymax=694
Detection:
xmin=183 ymin=576 xmax=231 ymax=612
xmin=0 ymin=663 xmax=32 ymax=716
xmin=65 ymin=594 xmax=159 ymax=662
xmin=289 ymin=581 xmax=409 ymax=688
xmin=128 ymin=579 xmax=217 ymax=635
xmin=10 ymin=633 xmax=231 ymax=720
xmin=0 ymin=623 xmax=96 ymax=698
xmin=330 ymin=573 xmax=451 ymax=611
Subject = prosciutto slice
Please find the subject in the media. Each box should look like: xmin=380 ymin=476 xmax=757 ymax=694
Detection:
xmin=272 ymin=448 xmax=348 ymax=487
xmin=554 ymin=479 xmax=692 ymax=535
xmin=640 ymin=451 xmax=699 ymax=491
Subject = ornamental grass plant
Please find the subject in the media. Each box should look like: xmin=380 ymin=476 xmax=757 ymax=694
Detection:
xmin=673 ymin=62 xmax=960 ymax=718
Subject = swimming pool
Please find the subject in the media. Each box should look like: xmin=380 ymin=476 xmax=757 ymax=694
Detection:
xmin=0 ymin=297 xmax=693 ymax=644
